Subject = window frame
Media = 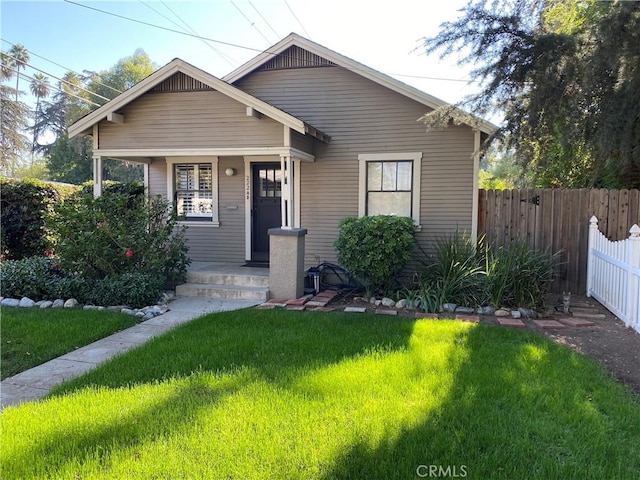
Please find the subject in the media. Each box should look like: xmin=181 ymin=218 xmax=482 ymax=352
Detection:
xmin=166 ymin=157 xmax=219 ymax=227
xmin=358 ymin=152 xmax=422 ymax=226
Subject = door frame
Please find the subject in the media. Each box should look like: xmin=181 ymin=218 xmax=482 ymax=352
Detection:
xmin=243 ymin=156 xmax=302 ymax=262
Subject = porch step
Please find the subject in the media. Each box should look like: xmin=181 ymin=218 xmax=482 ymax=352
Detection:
xmin=186 ymin=271 xmax=269 ymax=288
xmin=176 ymin=283 xmax=270 ymax=301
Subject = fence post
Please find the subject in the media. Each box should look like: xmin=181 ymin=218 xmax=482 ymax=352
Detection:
xmin=586 ymin=216 xmax=598 ymax=297
xmin=628 ymin=224 xmax=640 ymax=328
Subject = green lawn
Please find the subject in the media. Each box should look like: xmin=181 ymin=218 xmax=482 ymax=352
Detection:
xmin=2 ymin=310 xmax=639 ymax=479
xmin=1 ymin=307 xmax=138 ymax=379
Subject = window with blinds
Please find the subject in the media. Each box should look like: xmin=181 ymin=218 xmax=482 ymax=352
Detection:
xmin=175 ymin=164 xmax=213 ymax=219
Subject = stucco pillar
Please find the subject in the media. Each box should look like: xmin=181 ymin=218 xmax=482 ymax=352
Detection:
xmin=268 ymin=227 xmax=307 ymax=299
xmin=93 ymin=156 xmax=103 ymax=198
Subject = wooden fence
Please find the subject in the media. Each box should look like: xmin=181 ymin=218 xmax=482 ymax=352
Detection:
xmin=478 ymin=189 xmax=640 ymax=293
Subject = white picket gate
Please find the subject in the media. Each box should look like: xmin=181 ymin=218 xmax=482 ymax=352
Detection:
xmin=586 ymin=216 xmax=640 ymax=333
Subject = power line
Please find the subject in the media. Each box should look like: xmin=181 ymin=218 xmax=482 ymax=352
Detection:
xmin=63 ymin=0 xmax=265 ymax=54
xmin=6 ymin=65 xmax=101 ymax=107
xmin=62 ymin=0 xmax=476 ymax=86
xmin=283 ymin=0 xmax=311 ymax=39
xmin=137 ymin=0 xmax=237 ymax=68
xmin=230 ymin=0 xmax=272 ymax=46
xmin=1 ymin=38 xmax=122 ymax=95
xmin=3 ymin=52 xmax=112 ymax=102
xmin=248 ymin=0 xmax=280 ymax=41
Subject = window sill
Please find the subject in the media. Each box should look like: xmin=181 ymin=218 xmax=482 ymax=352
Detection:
xmin=178 ymin=221 xmax=220 ymax=228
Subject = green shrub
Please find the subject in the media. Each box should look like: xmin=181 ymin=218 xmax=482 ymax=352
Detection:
xmin=0 ymin=257 xmax=68 ymax=299
xmin=415 ymin=231 xmax=559 ymax=310
xmin=415 ymin=231 xmax=486 ymax=308
xmin=46 ymin=191 xmax=190 ymax=282
xmin=0 ymin=177 xmax=77 ymax=260
xmin=484 ymin=240 xmax=559 ymax=308
xmin=334 ymin=216 xmax=416 ymax=296
xmin=91 ymin=273 xmax=163 ymax=308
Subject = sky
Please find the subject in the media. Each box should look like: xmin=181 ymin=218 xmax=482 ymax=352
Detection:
xmin=1 ymin=0 xmax=482 ymax=114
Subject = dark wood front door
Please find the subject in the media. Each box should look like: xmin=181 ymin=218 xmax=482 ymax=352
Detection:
xmin=252 ymin=163 xmax=282 ymax=262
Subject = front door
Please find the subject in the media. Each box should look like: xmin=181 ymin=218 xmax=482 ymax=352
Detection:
xmin=251 ymin=163 xmax=282 ymax=263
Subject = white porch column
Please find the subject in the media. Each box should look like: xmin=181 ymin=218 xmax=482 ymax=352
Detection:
xmin=280 ymin=154 xmax=295 ymax=228
xmin=93 ymin=155 xmax=103 ymax=198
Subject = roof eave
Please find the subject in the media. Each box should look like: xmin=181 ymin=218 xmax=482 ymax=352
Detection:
xmin=224 ymin=33 xmax=498 ymax=136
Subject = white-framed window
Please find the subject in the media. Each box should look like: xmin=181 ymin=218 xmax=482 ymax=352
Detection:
xmin=166 ymin=157 xmax=219 ymax=226
xmin=358 ymin=152 xmax=422 ymax=226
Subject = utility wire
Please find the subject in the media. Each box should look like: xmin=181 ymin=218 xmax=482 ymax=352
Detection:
xmin=62 ymin=0 xmax=476 ymax=85
xmin=248 ymin=0 xmax=280 ymax=41
xmin=1 ymin=38 xmax=122 ymax=95
xmin=6 ymin=65 xmax=101 ymax=107
xmin=3 ymin=53 xmax=112 ymax=102
xmin=283 ymin=0 xmax=311 ymax=39
xmin=138 ymin=0 xmax=237 ymax=68
xmin=160 ymin=1 xmax=237 ymax=66
xmin=230 ymin=0 xmax=272 ymax=46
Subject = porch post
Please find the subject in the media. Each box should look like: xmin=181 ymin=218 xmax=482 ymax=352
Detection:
xmin=269 ymin=227 xmax=307 ymax=299
xmin=93 ymin=155 xmax=103 ymax=198
xmin=280 ymin=154 xmax=295 ymax=228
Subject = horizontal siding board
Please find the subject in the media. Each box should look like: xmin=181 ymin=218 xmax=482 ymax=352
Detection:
xmin=98 ymin=91 xmax=282 ymax=149
xmin=233 ymin=66 xmax=476 ymax=267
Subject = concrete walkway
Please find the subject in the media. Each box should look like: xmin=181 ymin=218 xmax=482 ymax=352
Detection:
xmin=0 ymin=297 xmax=260 ymax=410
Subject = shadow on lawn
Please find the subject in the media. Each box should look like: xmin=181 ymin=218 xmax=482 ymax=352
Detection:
xmin=4 ymin=310 xmax=418 ymax=477
xmin=319 ymin=324 xmax=640 ymax=480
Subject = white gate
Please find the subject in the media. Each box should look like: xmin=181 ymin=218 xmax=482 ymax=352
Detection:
xmin=587 ymin=216 xmax=640 ymax=333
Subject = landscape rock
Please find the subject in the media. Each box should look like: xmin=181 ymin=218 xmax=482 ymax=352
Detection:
xmin=495 ymin=309 xmax=510 ymax=317
xmin=369 ymin=297 xmax=378 ymax=305
xmin=455 ymin=306 xmax=475 ymax=314
xmin=374 ymin=300 xmax=382 ymax=306
xmin=108 ymin=305 xmax=127 ymax=312
xmin=1 ymin=298 xmax=20 ymax=307
xmin=395 ymin=299 xmax=407 ymax=309
xmin=35 ymin=300 xmax=47 ymax=307
xmin=442 ymin=303 xmax=457 ymax=313
xmin=511 ymin=310 xmax=522 ymax=319
xmin=120 ymin=308 xmax=136 ymax=316
xmin=518 ymin=307 xmax=537 ymax=318
xmin=64 ymin=298 xmax=79 ymax=308
xmin=52 ymin=299 xmax=64 ymax=308
xmin=381 ymin=297 xmax=396 ymax=308
xmin=39 ymin=301 xmax=53 ymax=309
xmin=476 ymin=305 xmax=496 ymax=315
xmin=83 ymin=305 xmax=98 ymax=310
xmin=142 ymin=312 xmax=156 ymax=321
xmin=135 ymin=311 xmax=146 ymax=318
xmin=19 ymin=297 xmax=36 ymax=308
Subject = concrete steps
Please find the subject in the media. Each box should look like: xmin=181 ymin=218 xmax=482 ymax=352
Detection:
xmin=176 ymin=268 xmax=270 ymax=301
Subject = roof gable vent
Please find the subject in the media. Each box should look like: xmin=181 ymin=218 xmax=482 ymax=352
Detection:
xmin=151 ymin=71 xmax=215 ymax=92
xmin=258 ymin=45 xmax=336 ymax=71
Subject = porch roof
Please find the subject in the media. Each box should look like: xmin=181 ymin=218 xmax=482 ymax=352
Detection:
xmin=68 ymin=58 xmax=330 ymax=143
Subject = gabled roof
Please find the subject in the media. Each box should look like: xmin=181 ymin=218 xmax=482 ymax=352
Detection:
xmin=68 ymin=58 xmax=329 ymax=141
xmin=223 ymin=33 xmax=497 ymax=135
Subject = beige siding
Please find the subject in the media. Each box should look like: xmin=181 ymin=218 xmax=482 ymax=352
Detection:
xmin=235 ymin=66 xmax=476 ymax=267
xmin=148 ymin=156 xmax=245 ymax=262
xmin=148 ymin=157 xmax=167 ymax=199
xmin=98 ymin=91 xmax=283 ymax=149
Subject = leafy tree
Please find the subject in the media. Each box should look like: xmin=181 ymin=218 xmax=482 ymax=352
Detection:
xmin=422 ymin=0 xmax=640 ymax=188
xmin=0 ymin=84 xmax=29 ymax=176
xmin=44 ymin=50 xmax=154 ymax=183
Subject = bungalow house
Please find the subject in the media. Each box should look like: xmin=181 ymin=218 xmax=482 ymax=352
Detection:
xmin=69 ymin=33 xmax=495 ymax=299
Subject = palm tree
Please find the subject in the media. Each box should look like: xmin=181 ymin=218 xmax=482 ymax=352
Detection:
xmin=9 ymin=44 xmax=29 ymax=101
xmin=29 ymin=72 xmax=50 ymax=157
